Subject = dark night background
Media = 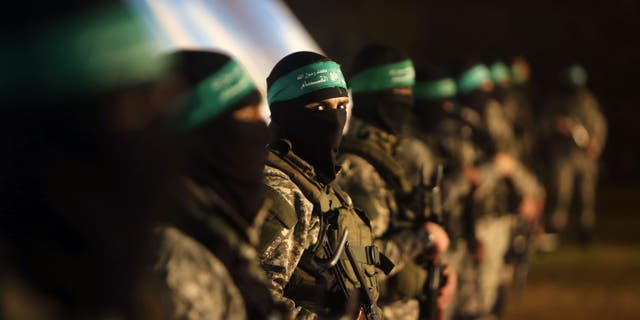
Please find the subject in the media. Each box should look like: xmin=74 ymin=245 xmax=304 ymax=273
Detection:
xmin=285 ymin=0 xmax=640 ymax=185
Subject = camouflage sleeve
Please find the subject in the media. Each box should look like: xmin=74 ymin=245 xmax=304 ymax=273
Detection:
xmin=396 ymin=136 xmax=436 ymax=185
xmin=337 ymin=154 xmax=393 ymax=238
xmin=581 ymin=90 xmax=608 ymax=148
xmin=473 ymin=161 xmax=504 ymax=200
xmin=336 ymin=154 xmax=428 ymax=277
xmin=152 ymin=226 xmax=247 ymax=320
xmin=437 ymin=119 xmax=478 ymax=168
xmin=260 ymin=166 xmax=319 ymax=320
xmin=443 ymin=173 xmax=473 ymax=214
xmin=510 ymin=160 xmax=545 ymax=199
xmin=485 ymin=100 xmax=518 ymax=154
xmin=475 ymin=158 xmax=544 ymax=199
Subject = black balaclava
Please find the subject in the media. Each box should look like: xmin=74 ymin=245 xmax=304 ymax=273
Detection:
xmin=268 ymin=51 xmax=349 ymax=184
xmin=351 ymin=44 xmax=414 ymax=135
xmin=453 ymin=58 xmax=494 ymax=114
xmin=414 ymin=65 xmax=458 ymax=132
xmin=170 ymin=50 xmax=266 ymax=225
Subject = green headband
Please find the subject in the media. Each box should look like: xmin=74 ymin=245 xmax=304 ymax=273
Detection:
xmin=490 ymin=62 xmax=511 ymax=83
xmin=414 ymin=78 xmax=457 ymax=101
xmin=267 ymin=61 xmax=347 ymax=104
xmin=457 ymin=64 xmax=492 ymax=94
xmin=177 ymin=59 xmax=257 ymax=130
xmin=0 ymin=4 xmax=170 ymax=100
xmin=349 ymin=59 xmax=415 ymax=93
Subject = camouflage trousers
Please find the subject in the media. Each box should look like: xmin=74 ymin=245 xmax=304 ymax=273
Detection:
xmin=448 ymin=215 xmax=515 ymax=319
xmin=547 ymin=151 xmax=598 ymax=233
xmin=475 ymin=215 xmax=515 ymax=316
xmin=441 ymin=240 xmax=477 ymax=320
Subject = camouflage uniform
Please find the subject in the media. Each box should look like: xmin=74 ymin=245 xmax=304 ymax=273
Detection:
xmin=459 ymin=100 xmax=544 ymax=315
xmin=151 ymin=178 xmax=275 ymax=320
xmin=258 ymin=141 xmax=388 ymax=320
xmin=152 ymin=226 xmax=248 ymax=320
xmin=337 ymin=118 xmax=436 ymax=319
xmin=542 ymin=87 xmax=607 ymax=235
xmin=502 ymin=87 xmax=538 ymax=165
xmin=411 ymin=114 xmax=483 ymax=319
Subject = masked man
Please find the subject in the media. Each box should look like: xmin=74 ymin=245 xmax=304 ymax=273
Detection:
xmin=258 ymin=52 xmax=390 ymax=320
xmin=150 ymin=50 xmax=279 ymax=320
xmin=337 ymin=45 xmax=455 ymax=320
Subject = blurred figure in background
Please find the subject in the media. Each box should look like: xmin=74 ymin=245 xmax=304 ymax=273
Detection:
xmin=505 ymin=56 xmax=539 ymax=166
xmin=258 ymin=51 xmax=386 ymax=319
xmin=0 ymin=2 xmax=177 ymax=319
xmin=541 ymin=64 xmax=607 ymax=244
xmin=453 ymin=60 xmax=545 ymax=319
xmin=489 ymin=58 xmax=538 ymax=165
xmin=149 ymin=50 xmax=278 ymax=320
xmin=337 ymin=44 xmax=455 ymax=320
xmin=411 ymin=65 xmax=484 ymax=320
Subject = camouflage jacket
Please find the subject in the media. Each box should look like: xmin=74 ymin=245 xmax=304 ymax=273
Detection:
xmin=502 ymin=87 xmax=538 ymax=162
xmin=258 ymin=160 xmax=320 ymax=320
xmin=337 ymin=117 xmax=433 ymax=275
xmin=459 ymin=102 xmax=544 ymax=197
xmin=152 ymin=226 xmax=249 ymax=320
xmin=410 ymin=116 xmax=478 ymax=244
xmin=151 ymin=178 xmax=275 ymax=320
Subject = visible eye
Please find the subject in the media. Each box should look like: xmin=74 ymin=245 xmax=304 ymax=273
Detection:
xmin=316 ymin=105 xmax=325 ymax=111
xmin=337 ymin=103 xmax=347 ymax=110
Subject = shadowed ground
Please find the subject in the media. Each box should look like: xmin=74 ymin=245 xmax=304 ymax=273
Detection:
xmin=505 ymin=185 xmax=640 ymax=319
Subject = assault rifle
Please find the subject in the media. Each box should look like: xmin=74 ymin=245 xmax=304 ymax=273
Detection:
xmin=418 ymin=164 xmax=445 ymax=320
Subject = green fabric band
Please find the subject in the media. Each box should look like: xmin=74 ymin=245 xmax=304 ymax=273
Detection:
xmin=349 ymin=59 xmax=415 ymax=93
xmin=457 ymin=64 xmax=492 ymax=94
xmin=414 ymin=78 xmax=457 ymax=101
xmin=1 ymin=4 xmax=170 ymax=100
xmin=177 ymin=59 xmax=256 ymax=130
xmin=490 ymin=62 xmax=511 ymax=83
xmin=267 ymin=61 xmax=347 ymax=104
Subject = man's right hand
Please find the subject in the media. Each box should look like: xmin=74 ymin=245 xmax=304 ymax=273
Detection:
xmin=425 ymin=222 xmax=450 ymax=262
xmin=438 ymin=264 xmax=458 ymax=309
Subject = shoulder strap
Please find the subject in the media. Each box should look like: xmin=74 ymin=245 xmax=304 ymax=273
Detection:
xmin=266 ymin=148 xmax=333 ymax=212
xmin=340 ymin=135 xmax=413 ymax=194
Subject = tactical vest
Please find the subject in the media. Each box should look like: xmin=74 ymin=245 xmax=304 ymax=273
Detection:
xmin=260 ymin=141 xmax=392 ymax=316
